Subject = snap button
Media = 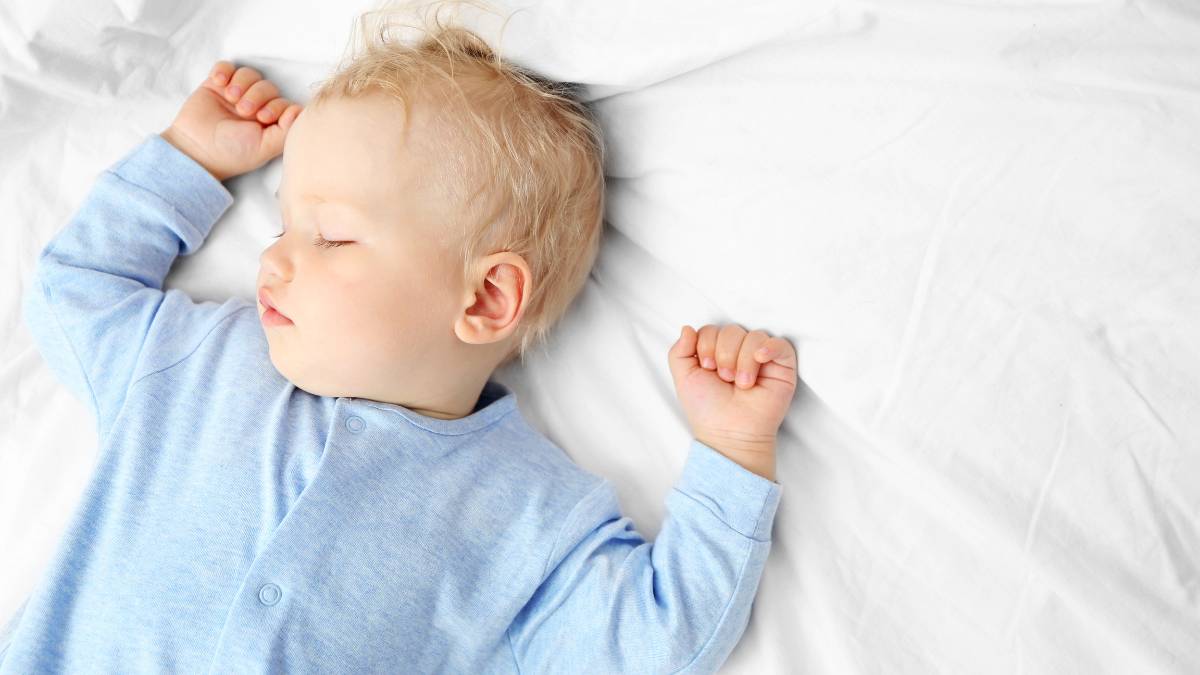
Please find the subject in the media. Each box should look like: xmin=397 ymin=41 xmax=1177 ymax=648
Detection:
xmin=346 ymin=416 xmax=365 ymax=433
xmin=258 ymin=583 xmax=281 ymax=606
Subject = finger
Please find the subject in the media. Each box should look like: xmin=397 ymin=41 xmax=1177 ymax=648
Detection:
xmin=235 ymin=79 xmax=279 ymax=117
xmin=261 ymin=104 xmax=303 ymax=159
xmin=754 ymin=336 xmax=799 ymax=389
xmin=278 ymin=104 xmax=303 ymax=131
xmin=695 ymin=324 xmax=719 ymax=371
xmin=754 ymin=336 xmax=797 ymax=369
xmin=735 ymin=330 xmax=771 ymax=389
xmin=714 ymin=324 xmax=748 ymax=383
xmin=257 ymin=97 xmax=290 ymax=124
xmin=209 ymin=60 xmax=236 ymax=86
xmin=224 ymin=66 xmax=263 ymax=104
xmin=667 ymin=325 xmax=701 ymax=389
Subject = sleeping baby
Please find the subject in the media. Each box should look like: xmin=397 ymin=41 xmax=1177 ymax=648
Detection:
xmin=3 ymin=13 xmax=795 ymax=675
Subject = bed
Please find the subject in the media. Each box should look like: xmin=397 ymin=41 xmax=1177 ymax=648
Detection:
xmin=4 ymin=0 xmax=1199 ymax=671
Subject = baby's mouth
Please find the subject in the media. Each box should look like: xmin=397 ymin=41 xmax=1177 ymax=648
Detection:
xmin=258 ymin=288 xmax=294 ymax=325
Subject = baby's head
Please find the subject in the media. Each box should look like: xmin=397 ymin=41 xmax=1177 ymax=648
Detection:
xmin=256 ymin=4 xmax=605 ymax=419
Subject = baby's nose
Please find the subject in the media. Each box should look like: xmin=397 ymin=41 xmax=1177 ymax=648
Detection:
xmin=258 ymin=244 xmax=292 ymax=281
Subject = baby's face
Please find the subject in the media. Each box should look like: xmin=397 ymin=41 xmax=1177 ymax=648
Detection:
xmin=256 ymin=92 xmax=468 ymax=405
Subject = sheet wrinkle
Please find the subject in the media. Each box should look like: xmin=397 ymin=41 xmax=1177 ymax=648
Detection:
xmin=851 ymin=537 xmax=924 ymax=641
xmin=1003 ymin=410 xmax=1070 ymax=643
xmin=664 ymin=7 xmax=883 ymax=106
xmin=835 ymin=97 xmax=945 ymax=178
xmin=1002 ymin=502 xmax=1191 ymax=674
xmin=981 ymin=424 xmax=1200 ymax=672
xmin=868 ymin=165 xmax=970 ymax=430
xmin=619 ymin=32 xmax=791 ymax=93
xmin=1137 ymin=0 xmax=1200 ymax=31
xmin=870 ymin=125 xmax=1080 ymax=432
xmin=845 ymin=356 xmax=1193 ymax=669
xmin=601 ymin=169 xmax=668 ymax=184
xmin=847 ymin=532 xmax=884 ymax=641
xmin=628 ymin=5 xmax=873 ymax=92
xmin=1041 ymin=73 xmax=1200 ymax=103
xmin=594 ymin=225 xmax=726 ymax=336
xmin=1085 ymin=321 xmax=1178 ymax=442
xmin=112 ymin=0 xmax=147 ymax=24
xmin=1125 ymin=443 xmax=1200 ymax=605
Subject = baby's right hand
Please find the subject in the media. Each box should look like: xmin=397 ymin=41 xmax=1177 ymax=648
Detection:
xmin=159 ymin=61 xmax=303 ymax=182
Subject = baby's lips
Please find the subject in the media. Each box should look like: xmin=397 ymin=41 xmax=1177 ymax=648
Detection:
xmin=258 ymin=287 xmax=289 ymax=319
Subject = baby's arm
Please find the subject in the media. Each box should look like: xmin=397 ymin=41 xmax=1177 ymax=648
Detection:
xmin=507 ymin=439 xmax=782 ymax=673
xmin=22 ymin=62 xmax=296 ymax=442
xmin=508 ymin=324 xmax=795 ymax=672
xmin=22 ymin=135 xmax=233 ymax=441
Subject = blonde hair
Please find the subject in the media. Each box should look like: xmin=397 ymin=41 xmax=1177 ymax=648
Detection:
xmin=309 ymin=0 xmax=606 ymax=368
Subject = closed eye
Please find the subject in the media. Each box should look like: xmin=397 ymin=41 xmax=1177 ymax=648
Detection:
xmin=268 ymin=231 xmax=350 ymax=248
xmin=313 ymin=235 xmax=349 ymax=248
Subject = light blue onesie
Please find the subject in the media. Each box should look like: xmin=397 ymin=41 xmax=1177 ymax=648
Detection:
xmin=2 ymin=134 xmax=783 ymax=674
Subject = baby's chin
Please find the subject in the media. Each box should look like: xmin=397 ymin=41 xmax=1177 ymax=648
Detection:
xmin=266 ymin=347 xmax=364 ymax=399
xmin=266 ymin=346 xmax=299 ymax=386
xmin=266 ymin=346 xmax=317 ymax=393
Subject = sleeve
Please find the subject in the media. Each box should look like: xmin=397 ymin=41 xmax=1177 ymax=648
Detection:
xmin=506 ymin=439 xmax=784 ymax=674
xmin=20 ymin=133 xmax=235 ymax=442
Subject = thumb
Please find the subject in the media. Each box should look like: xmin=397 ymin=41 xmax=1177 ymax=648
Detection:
xmin=259 ymin=106 xmax=300 ymax=161
xmin=259 ymin=122 xmax=287 ymax=161
xmin=667 ymin=325 xmax=699 ymax=388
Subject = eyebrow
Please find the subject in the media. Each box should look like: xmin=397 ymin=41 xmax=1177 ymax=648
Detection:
xmin=276 ymin=188 xmax=379 ymax=225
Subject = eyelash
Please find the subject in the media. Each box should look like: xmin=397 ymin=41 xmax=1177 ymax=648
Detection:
xmin=271 ymin=231 xmax=349 ymax=248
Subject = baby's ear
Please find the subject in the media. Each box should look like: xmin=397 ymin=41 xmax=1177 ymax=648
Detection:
xmin=455 ymin=256 xmax=530 ymax=346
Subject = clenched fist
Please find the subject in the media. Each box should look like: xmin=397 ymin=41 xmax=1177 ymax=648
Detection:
xmin=159 ymin=61 xmax=304 ymax=182
xmin=668 ymin=324 xmax=797 ymax=482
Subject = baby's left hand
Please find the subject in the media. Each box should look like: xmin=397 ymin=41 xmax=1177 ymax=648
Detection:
xmin=668 ymin=324 xmax=797 ymax=479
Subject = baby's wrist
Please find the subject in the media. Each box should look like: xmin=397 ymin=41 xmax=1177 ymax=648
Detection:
xmin=695 ymin=433 xmax=777 ymax=483
xmin=159 ymin=127 xmax=227 ymax=182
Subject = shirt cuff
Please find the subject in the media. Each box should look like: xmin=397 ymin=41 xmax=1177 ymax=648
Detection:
xmin=107 ymin=134 xmax=235 ymax=253
xmin=675 ymin=439 xmax=783 ymax=541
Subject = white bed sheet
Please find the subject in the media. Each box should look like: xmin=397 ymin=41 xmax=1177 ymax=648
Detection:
xmin=3 ymin=0 xmax=1199 ymax=672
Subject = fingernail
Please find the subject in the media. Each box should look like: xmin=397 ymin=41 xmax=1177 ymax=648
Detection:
xmin=702 ymin=357 xmax=715 ymax=369
xmin=214 ymin=72 xmax=227 ymax=84
xmin=238 ymin=100 xmax=252 ymax=114
xmin=736 ymin=371 xmax=752 ymax=386
xmin=719 ymin=368 xmax=734 ymax=380
xmin=226 ymin=85 xmax=242 ymax=99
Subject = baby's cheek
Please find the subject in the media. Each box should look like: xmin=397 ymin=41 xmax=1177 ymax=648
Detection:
xmin=342 ymin=287 xmax=399 ymax=339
